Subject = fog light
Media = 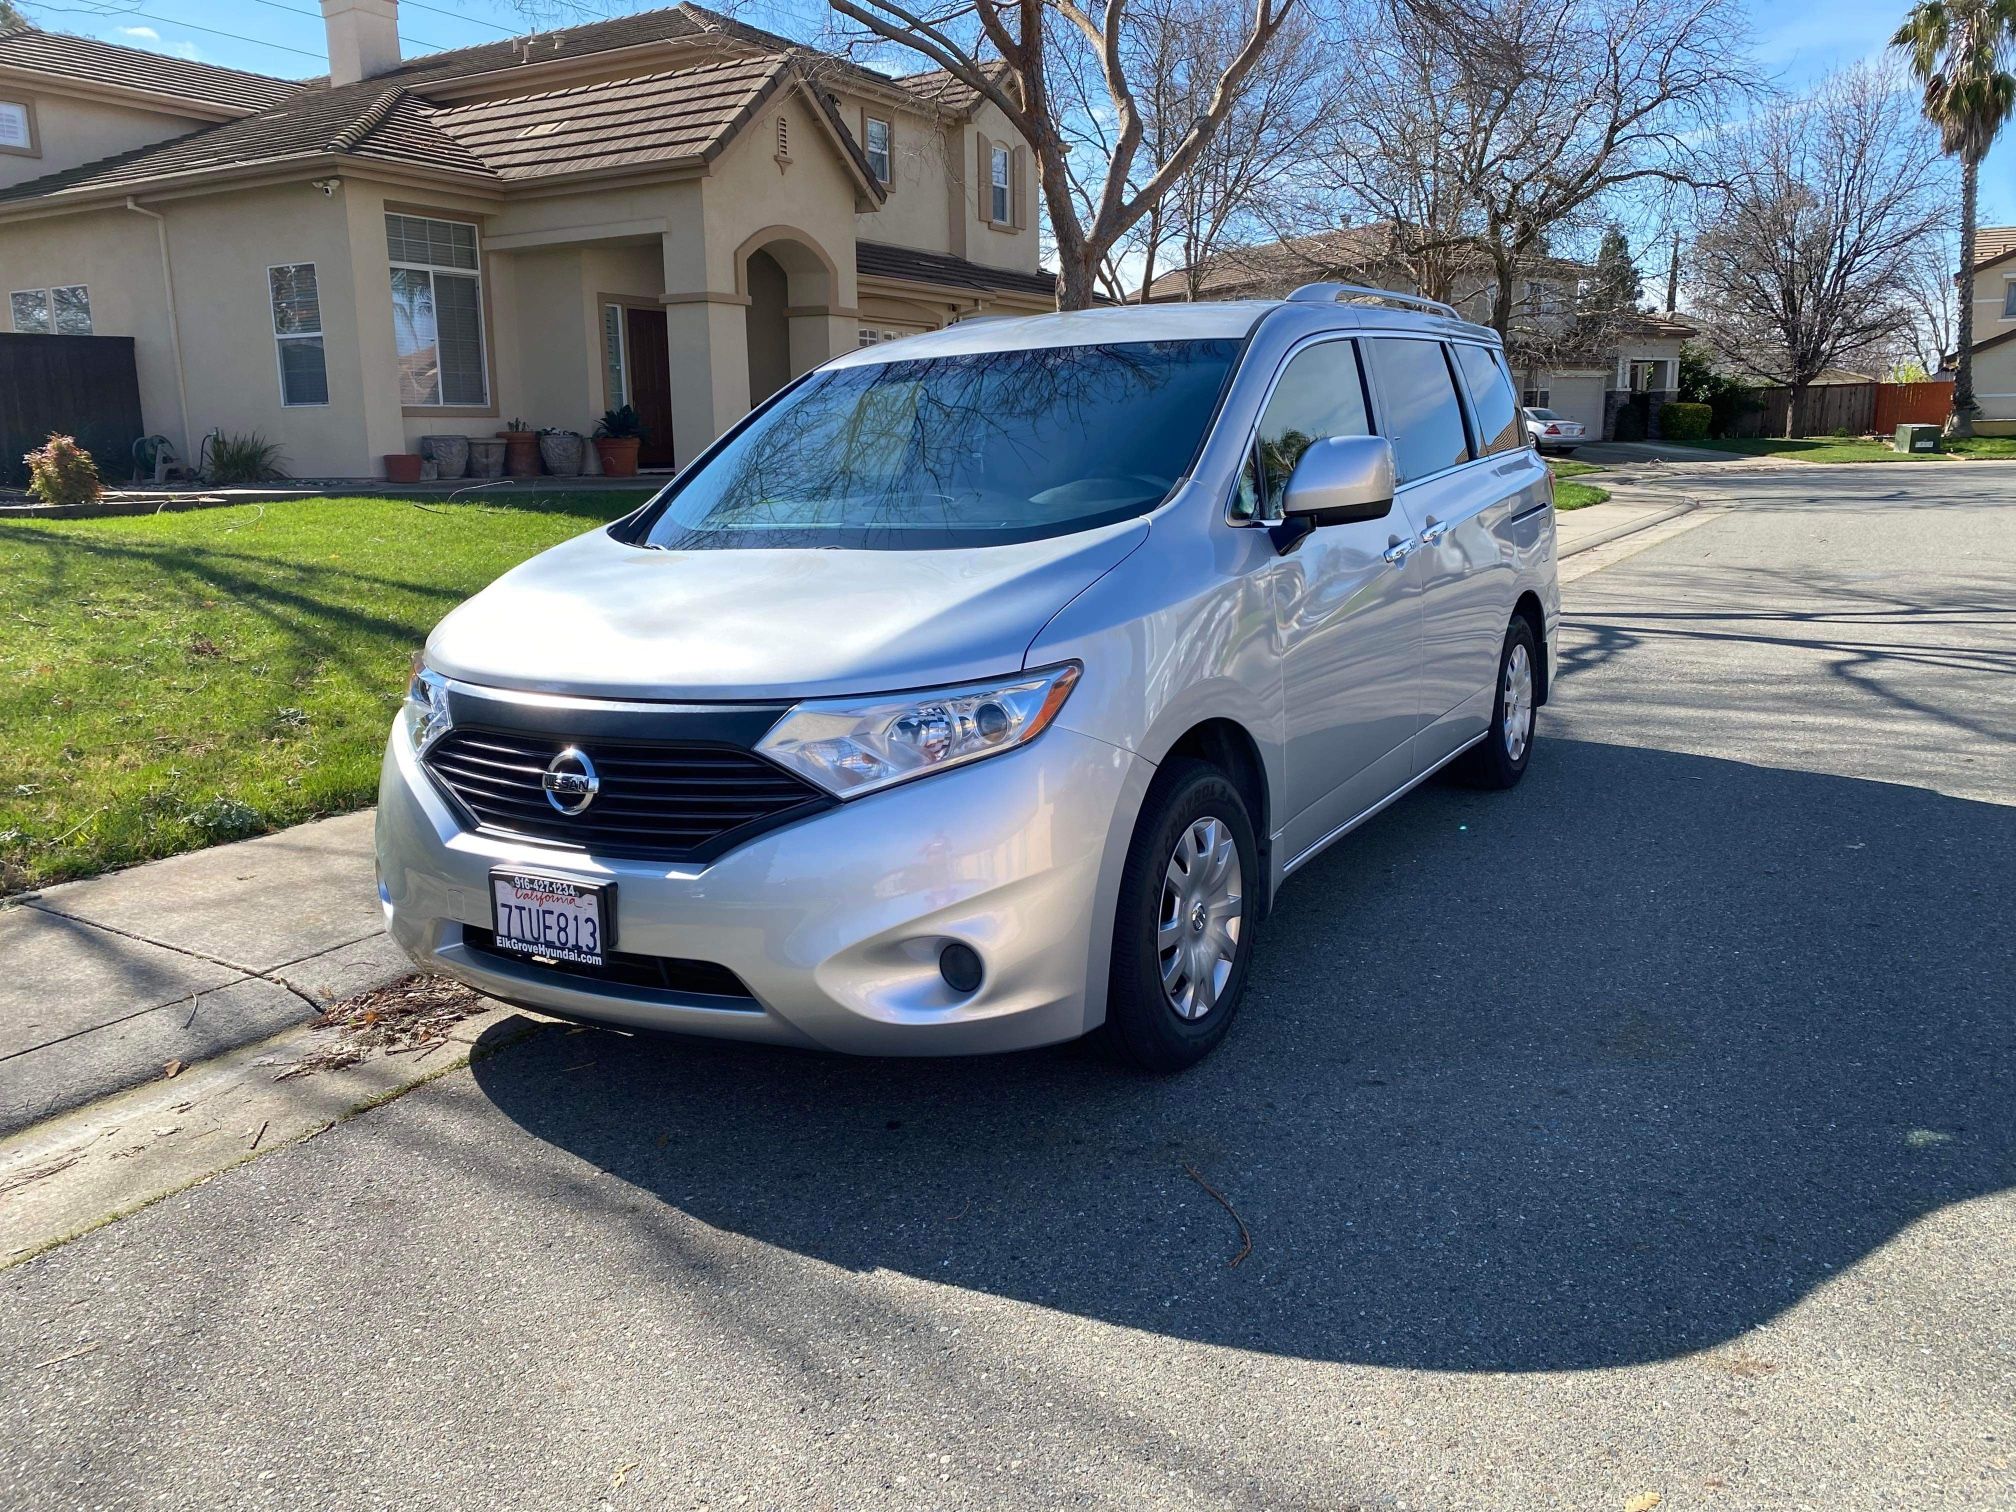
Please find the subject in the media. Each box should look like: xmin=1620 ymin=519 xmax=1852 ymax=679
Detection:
xmin=939 ymin=941 xmax=983 ymax=995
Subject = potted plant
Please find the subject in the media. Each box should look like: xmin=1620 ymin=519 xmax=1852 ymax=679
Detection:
xmin=592 ymin=405 xmax=645 ymax=477
xmin=538 ymin=426 xmax=585 ymax=477
xmin=497 ymin=418 xmax=539 ymax=478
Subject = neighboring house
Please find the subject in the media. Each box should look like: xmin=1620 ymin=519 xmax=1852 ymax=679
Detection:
xmin=1962 ymin=225 xmax=2016 ymax=436
xmin=0 ymin=3 xmax=1054 ymax=477
xmin=1140 ymin=227 xmax=1695 ymax=441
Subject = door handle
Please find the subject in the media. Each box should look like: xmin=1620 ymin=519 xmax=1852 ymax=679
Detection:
xmin=1420 ymin=517 xmax=1453 ymax=545
xmin=1382 ymin=536 xmax=1418 ymax=565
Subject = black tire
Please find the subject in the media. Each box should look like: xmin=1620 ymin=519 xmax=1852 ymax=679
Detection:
xmin=1459 ymin=616 xmax=1539 ymax=790
xmin=1098 ymin=758 xmax=1260 ymax=1071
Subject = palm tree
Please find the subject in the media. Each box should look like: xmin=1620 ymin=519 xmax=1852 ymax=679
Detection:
xmin=1892 ymin=0 xmax=2016 ymax=436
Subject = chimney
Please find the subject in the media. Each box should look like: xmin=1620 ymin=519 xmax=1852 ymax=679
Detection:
xmin=322 ymin=0 xmax=401 ymax=86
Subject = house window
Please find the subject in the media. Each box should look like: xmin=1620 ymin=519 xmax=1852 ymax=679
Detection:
xmin=9 ymin=287 xmax=89 ymax=334
xmin=386 ymin=212 xmax=487 ymax=407
xmin=603 ymin=303 xmax=628 ymax=407
xmin=990 ymin=145 xmax=1011 ymax=224
xmin=2003 ymin=281 xmax=2016 ymax=319
xmin=0 ymin=100 xmax=32 ymax=155
xmin=1521 ymin=387 xmax=1550 ymax=409
xmin=865 ymin=116 xmax=892 ymax=183
xmin=269 ymin=264 xmax=328 ymax=407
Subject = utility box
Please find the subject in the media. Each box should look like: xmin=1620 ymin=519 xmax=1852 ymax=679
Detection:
xmin=1895 ymin=423 xmax=1941 ymax=454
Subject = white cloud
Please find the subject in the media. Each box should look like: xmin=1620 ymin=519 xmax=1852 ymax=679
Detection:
xmin=111 ymin=23 xmax=201 ymax=60
xmin=115 ymin=25 xmax=162 ymax=42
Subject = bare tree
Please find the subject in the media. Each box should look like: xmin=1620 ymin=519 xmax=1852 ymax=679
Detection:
xmin=1897 ymin=233 xmax=1963 ymax=376
xmin=1112 ymin=0 xmax=1325 ymax=300
xmin=1689 ymin=64 xmax=1949 ymax=437
xmin=823 ymin=0 xmax=1300 ymax=307
xmin=1318 ymin=0 xmax=1755 ymax=335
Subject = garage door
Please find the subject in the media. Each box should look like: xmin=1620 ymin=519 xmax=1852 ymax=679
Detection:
xmin=1543 ymin=374 xmax=1608 ymax=439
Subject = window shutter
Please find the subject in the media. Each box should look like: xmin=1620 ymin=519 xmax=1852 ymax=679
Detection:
xmin=1011 ymin=146 xmax=1028 ymax=229
xmin=976 ymin=135 xmax=989 ymax=222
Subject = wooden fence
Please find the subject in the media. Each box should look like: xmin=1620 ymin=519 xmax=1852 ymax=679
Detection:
xmin=1872 ymin=380 xmax=1953 ymax=435
xmin=1732 ymin=378 xmax=1954 ymax=439
xmin=0 ymin=333 xmax=144 ymax=488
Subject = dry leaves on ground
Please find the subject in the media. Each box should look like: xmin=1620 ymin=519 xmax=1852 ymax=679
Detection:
xmin=275 ymin=975 xmax=483 ymax=1080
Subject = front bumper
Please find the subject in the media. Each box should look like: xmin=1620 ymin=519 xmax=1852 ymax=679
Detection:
xmin=375 ymin=716 xmax=1151 ymax=1055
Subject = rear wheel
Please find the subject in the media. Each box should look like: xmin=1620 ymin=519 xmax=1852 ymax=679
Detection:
xmin=1099 ymin=759 xmax=1259 ymax=1071
xmin=1460 ymin=616 xmax=1538 ymax=789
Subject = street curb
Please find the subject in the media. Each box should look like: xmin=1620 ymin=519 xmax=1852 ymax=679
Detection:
xmin=1560 ymin=495 xmax=1700 ymax=558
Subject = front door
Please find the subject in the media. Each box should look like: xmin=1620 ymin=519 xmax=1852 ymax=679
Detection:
xmin=624 ymin=306 xmax=676 ymax=469
xmin=1251 ymin=338 xmax=1424 ymax=864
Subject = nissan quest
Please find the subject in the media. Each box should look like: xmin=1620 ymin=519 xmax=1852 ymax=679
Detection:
xmin=376 ymin=285 xmax=1560 ymax=1069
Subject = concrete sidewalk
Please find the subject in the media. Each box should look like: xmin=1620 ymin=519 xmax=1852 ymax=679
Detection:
xmin=0 ymin=813 xmax=408 ymax=1134
xmin=0 ymin=486 xmax=1694 ymax=1136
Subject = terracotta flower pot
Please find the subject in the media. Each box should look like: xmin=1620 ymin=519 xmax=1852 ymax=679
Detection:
xmin=497 ymin=429 xmax=539 ymax=478
xmin=383 ymin=453 xmax=425 ymax=484
xmin=593 ymin=436 xmax=642 ymax=478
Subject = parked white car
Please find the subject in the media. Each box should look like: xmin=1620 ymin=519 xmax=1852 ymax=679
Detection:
xmin=378 ymin=286 xmax=1560 ymax=1070
xmin=1522 ymin=406 xmax=1586 ymax=454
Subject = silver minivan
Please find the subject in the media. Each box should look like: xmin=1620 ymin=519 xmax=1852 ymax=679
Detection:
xmin=377 ymin=285 xmax=1559 ymax=1069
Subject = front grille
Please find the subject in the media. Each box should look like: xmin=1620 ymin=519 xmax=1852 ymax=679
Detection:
xmin=463 ymin=926 xmax=758 ymax=1007
xmin=422 ymin=726 xmax=829 ymax=862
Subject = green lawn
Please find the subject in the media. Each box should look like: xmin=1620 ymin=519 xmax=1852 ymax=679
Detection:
xmin=0 ymin=493 xmax=641 ymax=893
xmin=1668 ymin=435 xmax=2016 ymax=463
xmin=1546 ymin=457 xmax=1610 ymax=510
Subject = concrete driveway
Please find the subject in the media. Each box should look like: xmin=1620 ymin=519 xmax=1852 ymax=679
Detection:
xmin=3 ymin=468 xmax=2012 ymax=1510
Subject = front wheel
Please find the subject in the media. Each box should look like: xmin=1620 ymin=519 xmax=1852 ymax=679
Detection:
xmin=1459 ymin=617 xmax=1539 ymax=789
xmin=1098 ymin=759 xmax=1259 ymax=1071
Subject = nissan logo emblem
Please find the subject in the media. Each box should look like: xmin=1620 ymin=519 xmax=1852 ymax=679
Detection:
xmin=541 ymin=746 xmax=600 ymax=815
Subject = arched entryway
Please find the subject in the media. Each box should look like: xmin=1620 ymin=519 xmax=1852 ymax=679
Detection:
xmin=734 ymin=226 xmax=844 ymax=406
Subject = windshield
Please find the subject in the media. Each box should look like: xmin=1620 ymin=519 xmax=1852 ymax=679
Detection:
xmin=1525 ymin=408 xmax=1562 ymax=420
xmin=629 ymin=339 xmax=1243 ymax=551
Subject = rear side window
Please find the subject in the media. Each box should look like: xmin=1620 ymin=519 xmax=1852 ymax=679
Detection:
xmin=1452 ymin=342 xmax=1524 ymax=455
xmin=1238 ymin=339 xmax=1372 ymax=519
xmin=1365 ymin=337 xmax=1473 ymax=483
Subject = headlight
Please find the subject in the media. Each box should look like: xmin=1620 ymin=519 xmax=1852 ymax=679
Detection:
xmin=404 ymin=656 xmax=453 ymax=754
xmin=755 ymin=663 xmax=1081 ymax=798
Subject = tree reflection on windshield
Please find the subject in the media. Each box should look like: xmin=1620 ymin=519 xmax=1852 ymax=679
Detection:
xmin=634 ymin=339 xmax=1243 ymax=551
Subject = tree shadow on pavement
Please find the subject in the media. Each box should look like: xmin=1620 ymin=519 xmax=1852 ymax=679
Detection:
xmin=471 ymin=737 xmax=2014 ymax=1373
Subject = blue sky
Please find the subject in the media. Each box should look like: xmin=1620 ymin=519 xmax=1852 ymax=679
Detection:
xmin=17 ymin=0 xmax=2014 ymax=225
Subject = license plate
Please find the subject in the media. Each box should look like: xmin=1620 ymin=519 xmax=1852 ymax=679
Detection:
xmin=489 ymin=871 xmax=611 ymax=967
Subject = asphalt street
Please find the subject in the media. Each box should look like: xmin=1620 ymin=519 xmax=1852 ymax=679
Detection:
xmin=4 ymin=468 xmax=2013 ymax=1511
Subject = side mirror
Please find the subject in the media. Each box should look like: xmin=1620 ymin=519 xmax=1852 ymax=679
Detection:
xmin=1271 ymin=435 xmax=1395 ymax=552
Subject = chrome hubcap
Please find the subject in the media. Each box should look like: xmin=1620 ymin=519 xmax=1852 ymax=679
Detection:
xmin=1503 ymin=642 xmax=1534 ymax=762
xmin=1158 ymin=816 xmax=1243 ymax=1021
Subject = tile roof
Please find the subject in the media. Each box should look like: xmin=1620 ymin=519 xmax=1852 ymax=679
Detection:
xmin=890 ymin=61 xmax=1011 ymax=115
xmin=432 ymin=56 xmax=818 ymax=181
xmin=0 ymin=79 xmax=489 ymax=205
xmin=856 ymin=240 xmax=1057 ymax=299
xmin=0 ymin=25 xmax=300 ymax=113
xmin=1974 ymin=226 xmax=2016 ymax=267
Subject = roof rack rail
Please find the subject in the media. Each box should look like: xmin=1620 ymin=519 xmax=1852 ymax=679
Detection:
xmin=1284 ymin=282 xmax=1462 ymax=321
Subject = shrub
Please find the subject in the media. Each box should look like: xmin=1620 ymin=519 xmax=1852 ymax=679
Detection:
xmin=594 ymin=404 xmax=644 ymax=439
xmin=24 ymin=433 xmax=103 ymax=506
xmin=1677 ymin=344 xmax=1762 ymax=437
xmin=1660 ymin=402 xmax=1712 ymax=441
xmin=203 ymin=432 xmax=287 ymax=485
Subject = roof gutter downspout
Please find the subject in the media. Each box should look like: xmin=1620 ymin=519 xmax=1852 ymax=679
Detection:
xmin=124 ymin=197 xmax=192 ymax=455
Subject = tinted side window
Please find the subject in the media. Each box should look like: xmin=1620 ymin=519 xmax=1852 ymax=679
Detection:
xmin=1365 ymin=337 xmax=1473 ymax=483
xmin=1452 ymin=342 xmax=1524 ymax=455
xmin=1238 ymin=340 xmax=1371 ymax=519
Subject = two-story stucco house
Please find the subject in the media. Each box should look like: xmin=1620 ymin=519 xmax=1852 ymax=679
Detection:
xmin=0 ymin=3 xmax=1055 ymax=477
xmin=1962 ymin=226 xmax=2016 ymax=436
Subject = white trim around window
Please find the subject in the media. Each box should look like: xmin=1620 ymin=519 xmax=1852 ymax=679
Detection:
xmin=989 ymin=144 xmax=1011 ymax=225
xmin=864 ymin=114 xmax=892 ymax=185
xmin=386 ymin=212 xmax=489 ymax=409
xmin=602 ymin=302 xmax=628 ymax=409
xmin=2002 ymin=279 xmax=2016 ymax=319
xmin=269 ymin=262 xmax=329 ymax=407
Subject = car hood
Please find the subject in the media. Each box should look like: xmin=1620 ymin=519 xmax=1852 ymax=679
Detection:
xmin=426 ymin=520 xmax=1149 ymax=700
